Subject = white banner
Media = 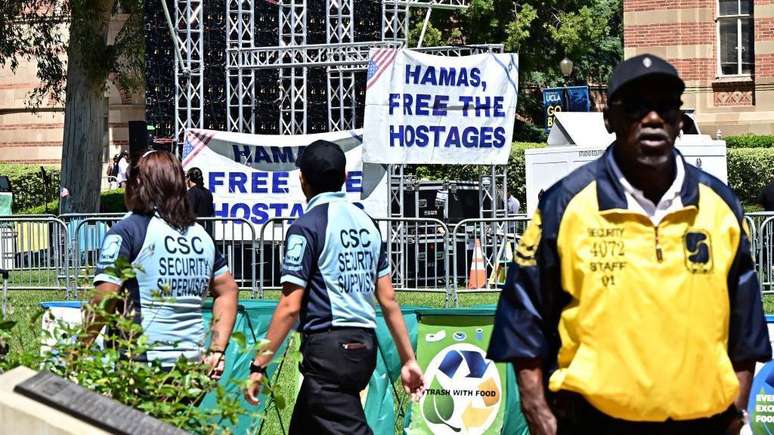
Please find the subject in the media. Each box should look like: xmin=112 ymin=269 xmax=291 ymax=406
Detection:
xmin=181 ymin=129 xmax=388 ymax=240
xmin=363 ymin=49 xmax=518 ymax=165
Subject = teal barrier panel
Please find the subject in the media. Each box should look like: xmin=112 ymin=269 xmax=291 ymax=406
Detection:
xmin=200 ymin=300 xmax=290 ymax=434
xmin=41 ymin=300 xmax=527 ymax=434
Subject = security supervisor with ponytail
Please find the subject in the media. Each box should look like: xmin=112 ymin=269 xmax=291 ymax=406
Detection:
xmin=487 ymin=54 xmax=771 ymax=434
xmin=90 ymin=151 xmax=239 ymax=377
xmin=244 ymin=140 xmax=425 ymax=434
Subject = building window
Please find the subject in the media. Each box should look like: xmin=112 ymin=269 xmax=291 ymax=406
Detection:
xmin=717 ymin=0 xmax=754 ymax=76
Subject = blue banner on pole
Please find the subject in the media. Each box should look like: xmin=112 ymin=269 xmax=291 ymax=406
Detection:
xmin=542 ymin=88 xmax=564 ymax=134
xmin=566 ymin=86 xmax=591 ymax=112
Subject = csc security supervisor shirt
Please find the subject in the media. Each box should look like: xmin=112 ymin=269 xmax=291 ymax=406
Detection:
xmin=487 ymin=147 xmax=771 ymax=421
xmin=280 ymin=191 xmax=390 ymax=332
xmin=94 ymin=213 xmax=228 ymax=366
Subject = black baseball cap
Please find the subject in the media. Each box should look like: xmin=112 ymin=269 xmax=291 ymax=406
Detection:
xmin=296 ymin=139 xmax=346 ymax=188
xmin=607 ymin=54 xmax=685 ymax=101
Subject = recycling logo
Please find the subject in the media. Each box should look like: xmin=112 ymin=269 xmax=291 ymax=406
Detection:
xmin=420 ymin=343 xmax=502 ymax=434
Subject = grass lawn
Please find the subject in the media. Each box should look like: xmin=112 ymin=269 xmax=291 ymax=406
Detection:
xmin=1 ymin=288 xmax=498 ymax=434
xmin=3 ymin=288 xmax=770 ymax=433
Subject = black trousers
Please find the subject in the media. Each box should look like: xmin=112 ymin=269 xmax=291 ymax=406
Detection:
xmin=551 ymin=391 xmax=740 ymax=435
xmin=289 ymin=327 xmax=377 ymax=435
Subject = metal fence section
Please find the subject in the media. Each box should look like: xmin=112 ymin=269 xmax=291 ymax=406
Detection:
xmin=759 ymin=216 xmax=774 ymax=294
xmin=198 ymin=217 xmax=258 ymax=294
xmin=450 ymin=217 xmax=531 ymax=301
xmin=744 ymin=215 xmax=757 ymax=260
xmin=257 ymin=218 xmax=296 ymax=298
xmin=0 ymin=216 xmax=71 ymax=296
xmin=3 ymin=211 xmax=774 ymax=300
xmin=258 ymin=217 xmax=453 ymax=303
xmin=374 ymin=217 xmax=451 ymax=299
xmin=70 ymin=215 xmax=260 ymax=295
xmin=71 ymin=216 xmax=126 ymax=295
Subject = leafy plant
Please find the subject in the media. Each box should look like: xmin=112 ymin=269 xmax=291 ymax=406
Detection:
xmin=727 ymin=148 xmax=774 ymax=206
xmin=0 ymin=258 xmax=284 ymax=433
xmin=725 ymin=135 xmax=774 ymax=149
xmin=0 ymin=164 xmax=60 ymax=213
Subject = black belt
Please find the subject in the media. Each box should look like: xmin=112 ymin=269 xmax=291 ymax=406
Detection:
xmin=302 ymin=326 xmax=374 ymax=337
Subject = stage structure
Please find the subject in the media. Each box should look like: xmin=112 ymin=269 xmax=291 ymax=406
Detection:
xmin=157 ymin=0 xmax=511 ymax=292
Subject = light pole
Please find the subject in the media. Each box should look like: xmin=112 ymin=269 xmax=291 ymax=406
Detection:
xmin=559 ymin=57 xmax=574 ymax=111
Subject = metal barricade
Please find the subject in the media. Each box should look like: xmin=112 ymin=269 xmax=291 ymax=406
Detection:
xmin=451 ymin=216 xmax=531 ymax=302
xmin=72 ymin=215 xmax=259 ymax=295
xmin=759 ymin=216 xmax=774 ymax=294
xmin=197 ymin=217 xmax=258 ymax=294
xmin=71 ymin=216 xmax=125 ymax=294
xmin=258 ymin=217 xmax=453 ymax=304
xmin=0 ymin=216 xmax=70 ymax=296
xmin=257 ymin=218 xmax=298 ymax=299
xmin=374 ymin=217 xmax=451 ymax=301
xmin=744 ymin=215 xmax=758 ymax=260
xmin=747 ymin=212 xmax=774 ymax=291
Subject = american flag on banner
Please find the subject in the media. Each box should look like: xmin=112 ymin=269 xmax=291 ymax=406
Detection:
xmin=181 ymin=129 xmax=215 ymax=167
xmin=366 ymin=48 xmax=398 ymax=90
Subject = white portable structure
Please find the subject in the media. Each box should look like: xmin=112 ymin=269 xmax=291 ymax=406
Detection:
xmin=525 ymin=113 xmax=727 ymax=214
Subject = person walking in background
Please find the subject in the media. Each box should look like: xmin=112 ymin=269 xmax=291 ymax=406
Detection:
xmin=116 ymin=151 xmax=129 ymax=188
xmin=243 ymin=140 xmax=425 ymax=434
xmin=187 ymin=167 xmax=215 ymax=236
xmin=487 ymin=54 xmax=770 ymax=435
xmin=106 ymin=154 xmax=120 ymax=188
xmin=758 ymin=176 xmax=774 ymax=211
xmin=186 ymin=167 xmax=215 ymax=218
xmin=88 ymin=151 xmax=239 ymax=379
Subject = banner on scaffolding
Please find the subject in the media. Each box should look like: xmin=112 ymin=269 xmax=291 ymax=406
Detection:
xmin=362 ymin=49 xmax=518 ymax=165
xmin=181 ymin=128 xmax=388 ymax=240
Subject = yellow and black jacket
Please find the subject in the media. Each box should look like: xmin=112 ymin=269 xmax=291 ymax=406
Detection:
xmin=487 ymin=146 xmax=771 ymax=421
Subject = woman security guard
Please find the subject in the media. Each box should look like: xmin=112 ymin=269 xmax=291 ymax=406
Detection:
xmin=89 ymin=150 xmax=239 ymax=378
xmin=244 ymin=140 xmax=425 ymax=434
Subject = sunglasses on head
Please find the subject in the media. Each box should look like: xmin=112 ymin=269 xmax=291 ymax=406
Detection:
xmin=609 ymin=98 xmax=682 ymax=120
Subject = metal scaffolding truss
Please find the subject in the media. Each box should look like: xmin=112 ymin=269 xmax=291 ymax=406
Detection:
xmin=228 ymin=42 xmax=501 ymax=69
xmin=477 ymin=165 xmax=509 ymax=281
xmin=226 ymin=0 xmax=256 ymax=133
xmin=228 ymin=41 xmax=399 ymax=69
xmin=326 ymin=0 xmax=355 ymax=131
xmin=174 ymin=0 xmax=204 ymax=143
xmin=278 ymin=0 xmax=308 ymax=135
xmin=174 ymin=0 xmax=491 ymax=137
xmin=381 ymin=0 xmax=468 ymax=41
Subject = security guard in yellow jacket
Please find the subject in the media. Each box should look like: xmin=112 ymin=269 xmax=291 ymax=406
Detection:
xmin=487 ymin=54 xmax=771 ymax=435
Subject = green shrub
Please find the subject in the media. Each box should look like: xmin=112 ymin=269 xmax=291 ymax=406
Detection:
xmin=727 ymin=148 xmax=774 ymax=205
xmin=0 ymin=164 xmax=59 ymax=212
xmin=100 ymin=189 xmax=127 ymax=213
xmin=17 ymin=189 xmax=127 ymax=215
xmin=725 ymin=135 xmax=774 ymax=149
xmin=512 ymin=121 xmax=547 ymax=143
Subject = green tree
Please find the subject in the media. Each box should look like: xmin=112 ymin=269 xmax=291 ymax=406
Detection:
xmin=0 ymin=0 xmax=144 ymax=213
xmin=461 ymin=0 xmax=623 ymax=122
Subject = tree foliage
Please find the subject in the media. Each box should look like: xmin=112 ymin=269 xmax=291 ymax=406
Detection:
xmin=0 ymin=0 xmax=144 ymax=213
xmin=0 ymin=0 xmax=143 ymax=107
xmin=414 ymin=0 xmax=623 ymax=123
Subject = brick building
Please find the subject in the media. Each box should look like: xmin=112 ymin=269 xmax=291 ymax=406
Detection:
xmin=624 ymin=0 xmax=774 ymax=135
xmin=0 ymin=14 xmax=144 ymax=173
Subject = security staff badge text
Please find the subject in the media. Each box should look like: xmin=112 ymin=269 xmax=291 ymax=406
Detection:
xmin=683 ymin=229 xmax=713 ymax=274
